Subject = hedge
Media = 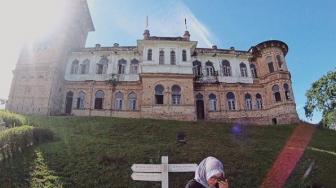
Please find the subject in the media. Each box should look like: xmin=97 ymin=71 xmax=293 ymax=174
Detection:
xmin=0 ymin=125 xmax=54 ymax=161
xmin=0 ymin=110 xmax=27 ymax=127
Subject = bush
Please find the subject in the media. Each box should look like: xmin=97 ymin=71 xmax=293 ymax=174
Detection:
xmin=0 ymin=110 xmax=27 ymax=127
xmin=0 ymin=125 xmax=54 ymax=161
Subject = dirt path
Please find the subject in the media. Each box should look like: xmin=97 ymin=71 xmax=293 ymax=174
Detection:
xmin=260 ymin=124 xmax=316 ymax=188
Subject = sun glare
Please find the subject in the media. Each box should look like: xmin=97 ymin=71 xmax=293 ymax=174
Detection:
xmin=16 ymin=0 xmax=67 ymax=43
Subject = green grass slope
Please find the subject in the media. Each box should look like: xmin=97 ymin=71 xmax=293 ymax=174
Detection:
xmin=0 ymin=116 xmax=333 ymax=187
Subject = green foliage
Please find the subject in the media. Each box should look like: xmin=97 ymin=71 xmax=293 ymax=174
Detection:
xmin=304 ymin=70 xmax=336 ymax=127
xmin=0 ymin=125 xmax=54 ymax=161
xmin=0 ymin=110 xmax=27 ymax=127
xmin=1 ymin=116 xmax=296 ymax=187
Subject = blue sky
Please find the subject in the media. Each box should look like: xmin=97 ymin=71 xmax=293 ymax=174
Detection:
xmin=1 ymin=0 xmax=335 ymax=122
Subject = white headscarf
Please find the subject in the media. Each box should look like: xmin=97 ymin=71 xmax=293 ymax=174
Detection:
xmin=194 ymin=156 xmax=225 ymax=188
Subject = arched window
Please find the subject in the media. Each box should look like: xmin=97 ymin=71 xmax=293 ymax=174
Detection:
xmin=70 ymin=59 xmax=79 ymax=74
xmin=272 ymin=85 xmax=281 ymax=102
xmin=245 ymin=93 xmax=252 ymax=110
xmin=209 ymin=93 xmax=217 ymax=111
xmin=227 ymin=92 xmax=236 ymax=111
xmin=222 ymin=60 xmax=231 ymax=77
xmin=267 ymin=56 xmax=274 ymax=73
xmin=284 ymin=83 xmax=291 ymax=100
xmin=276 ymin=55 xmax=283 ymax=68
xmin=128 ymin=92 xmax=137 ymax=111
xmin=250 ymin=64 xmax=257 ymax=78
xmin=96 ymin=58 xmax=108 ymax=74
xmin=94 ymin=90 xmax=104 ymax=109
xmin=155 ymin=85 xmax=164 ymax=104
xmin=76 ymin=91 xmax=85 ymax=109
xmin=130 ymin=59 xmax=139 ymax=74
xmin=182 ymin=50 xmax=187 ymax=62
xmin=80 ymin=59 xmax=90 ymax=74
xmin=171 ymin=85 xmax=181 ymax=105
xmin=193 ymin=60 xmax=202 ymax=76
xmin=118 ymin=59 xmax=127 ymax=74
xmin=205 ymin=61 xmax=214 ymax=76
xmin=170 ymin=50 xmax=176 ymax=65
xmin=240 ymin=63 xmax=248 ymax=77
xmin=256 ymin=93 xmax=263 ymax=109
xmin=147 ymin=49 xmax=152 ymax=61
xmin=159 ymin=50 xmax=165 ymax=64
xmin=115 ymin=91 xmax=124 ymax=111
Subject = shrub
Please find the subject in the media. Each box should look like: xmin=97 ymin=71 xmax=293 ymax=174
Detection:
xmin=0 ymin=110 xmax=27 ymax=127
xmin=0 ymin=125 xmax=54 ymax=161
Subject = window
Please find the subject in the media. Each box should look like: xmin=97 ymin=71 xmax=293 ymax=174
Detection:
xmin=227 ymin=92 xmax=236 ymax=111
xmin=96 ymin=58 xmax=108 ymax=74
xmin=182 ymin=50 xmax=187 ymax=62
xmin=94 ymin=90 xmax=104 ymax=109
xmin=222 ymin=60 xmax=231 ymax=77
xmin=118 ymin=59 xmax=127 ymax=74
xmin=276 ymin=55 xmax=283 ymax=68
xmin=245 ymin=93 xmax=252 ymax=110
xmin=209 ymin=93 xmax=217 ymax=111
xmin=266 ymin=56 xmax=274 ymax=73
xmin=170 ymin=50 xmax=176 ymax=65
xmin=130 ymin=59 xmax=139 ymax=74
xmin=240 ymin=63 xmax=248 ymax=77
xmin=284 ymin=83 xmax=291 ymax=100
xmin=256 ymin=93 xmax=263 ymax=109
xmin=171 ymin=85 xmax=181 ymax=105
xmin=193 ymin=60 xmax=202 ymax=76
xmin=80 ymin=59 xmax=90 ymax=74
xmin=272 ymin=85 xmax=281 ymax=102
xmin=159 ymin=50 xmax=165 ymax=64
xmin=76 ymin=91 xmax=85 ymax=109
xmin=70 ymin=59 xmax=79 ymax=74
xmin=115 ymin=91 xmax=124 ymax=111
xmin=205 ymin=61 xmax=214 ymax=76
xmin=128 ymin=92 xmax=137 ymax=111
xmin=147 ymin=49 xmax=152 ymax=61
xmin=155 ymin=85 xmax=164 ymax=104
xmin=250 ymin=64 xmax=257 ymax=78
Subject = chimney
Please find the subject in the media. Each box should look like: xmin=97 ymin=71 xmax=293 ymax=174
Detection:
xmin=183 ymin=31 xmax=190 ymax=41
xmin=143 ymin=29 xmax=150 ymax=39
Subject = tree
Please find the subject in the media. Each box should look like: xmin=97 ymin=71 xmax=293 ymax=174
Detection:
xmin=304 ymin=69 xmax=336 ymax=127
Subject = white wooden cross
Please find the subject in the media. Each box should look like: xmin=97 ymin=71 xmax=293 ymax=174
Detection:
xmin=131 ymin=156 xmax=198 ymax=188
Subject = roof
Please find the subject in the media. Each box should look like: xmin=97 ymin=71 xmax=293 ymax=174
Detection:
xmin=249 ymin=40 xmax=289 ymax=56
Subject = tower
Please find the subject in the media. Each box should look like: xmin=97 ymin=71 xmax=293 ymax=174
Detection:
xmin=6 ymin=0 xmax=95 ymax=115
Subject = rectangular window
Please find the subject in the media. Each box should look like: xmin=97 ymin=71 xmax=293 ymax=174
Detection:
xmin=97 ymin=64 xmax=103 ymax=74
xmin=128 ymin=99 xmax=136 ymax=111
xmin=268 ymin=62 xmax=274 ymax=73
xmin=209 ymin=100 xmax=216 ymax=111
xmin=228 ymin=100 xmax=235 ymax=111
xmin=94 ymin=99 xmax=103 ymax=109
xmin=115 ymin=99 xmax=122 ymax=110
xmin=172 ymin=95 xmax=181 ymax=105
xmin=155 ymin=95 xmax=164 ymax=104
xmin=131 ymin=65 xmax=138 ymax=74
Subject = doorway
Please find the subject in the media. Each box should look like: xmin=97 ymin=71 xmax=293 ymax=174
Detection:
xmin=195 ymin=93 xmax=205 ymax=120
xmin=65 ymin=91 xmax=73 ymax=114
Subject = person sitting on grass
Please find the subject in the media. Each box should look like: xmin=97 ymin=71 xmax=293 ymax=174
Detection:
xmin=185 ymin=156 xmax=229 ymax=188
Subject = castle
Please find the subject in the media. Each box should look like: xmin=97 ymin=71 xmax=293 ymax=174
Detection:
xmin=6 ymin=0 xmax=299 ymax=125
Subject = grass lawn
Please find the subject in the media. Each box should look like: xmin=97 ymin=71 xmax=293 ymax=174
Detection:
xmin=0 ymin=116 xmax=335 ymax=187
